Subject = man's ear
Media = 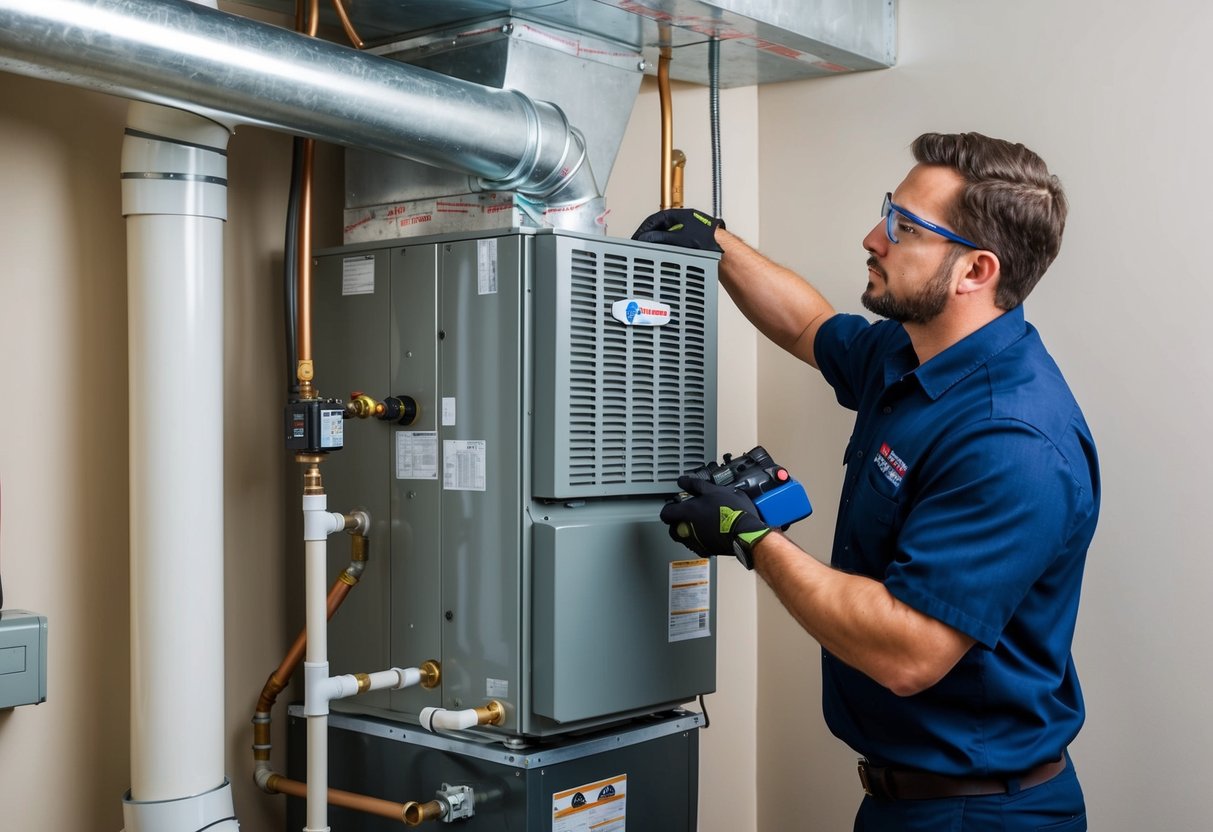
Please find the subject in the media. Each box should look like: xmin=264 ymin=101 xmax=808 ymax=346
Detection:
xmin=956 ymin=250 xmax=1000 ymax=296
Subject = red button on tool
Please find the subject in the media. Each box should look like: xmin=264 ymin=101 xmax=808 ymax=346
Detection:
xmin=776 ymin=468 xmax=789 ymax=481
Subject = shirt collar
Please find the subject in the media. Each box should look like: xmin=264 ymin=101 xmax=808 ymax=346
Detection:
xmin=885 ymin=305 xmax=1029 ymax=401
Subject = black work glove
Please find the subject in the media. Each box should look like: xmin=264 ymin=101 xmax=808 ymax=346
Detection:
xmin=632 ymin=209 xmax=724 ymax=253
xmin=659 ymin=476 xmax=773 ymax=570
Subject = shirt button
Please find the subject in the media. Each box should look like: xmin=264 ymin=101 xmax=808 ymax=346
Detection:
xmin=882 ymin=405 xmax=893 ymax=414
xmin=854 ymin=451 xmax=862 ymax=459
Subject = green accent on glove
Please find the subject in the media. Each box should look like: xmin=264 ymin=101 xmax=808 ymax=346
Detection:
xmin=736 ymin=527 xmax=773 ymax=550
xmin=719 ymin=505 xmax=743 ymax=534
xmin=692 ymin=211 xmax=714 ymax=227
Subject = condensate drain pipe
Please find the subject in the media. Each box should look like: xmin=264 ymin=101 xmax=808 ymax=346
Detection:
xmin=420 ymin=700 xmax=506 ymax=732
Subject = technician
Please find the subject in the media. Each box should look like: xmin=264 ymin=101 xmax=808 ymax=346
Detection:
xmin=634 ymin=133 xmax=1099 ymax=831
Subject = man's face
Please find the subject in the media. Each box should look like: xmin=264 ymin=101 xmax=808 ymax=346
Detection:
xmin=860 ymin=164 xmax=968 ymax=325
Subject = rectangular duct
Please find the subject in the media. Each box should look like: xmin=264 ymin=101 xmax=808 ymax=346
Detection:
xmin=237 ymin=0 xmax=896 ymax=239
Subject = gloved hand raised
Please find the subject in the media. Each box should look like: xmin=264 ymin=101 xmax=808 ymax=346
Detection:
xmin=659 ymin=475 xmax=773 ymax=570
xmin=632 ymin=209 xmax=724 ymax=253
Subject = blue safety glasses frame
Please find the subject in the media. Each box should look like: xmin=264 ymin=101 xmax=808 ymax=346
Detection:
xmin=882 ymin=192 xmax=980 ymax=249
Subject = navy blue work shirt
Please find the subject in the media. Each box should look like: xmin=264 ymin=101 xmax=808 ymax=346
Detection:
xmin=813 ymin=305 xmax=1099 ymax=777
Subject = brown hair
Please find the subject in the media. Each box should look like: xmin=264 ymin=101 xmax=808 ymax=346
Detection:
xmin=912 ymin=132 xmax=1067 ymax=309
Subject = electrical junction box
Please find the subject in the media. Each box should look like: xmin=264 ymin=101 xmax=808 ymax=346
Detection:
xmin=0 ymin=610 xmax=48 ymax=708
xmin=309 ymin=227 xmax=719 ymax=739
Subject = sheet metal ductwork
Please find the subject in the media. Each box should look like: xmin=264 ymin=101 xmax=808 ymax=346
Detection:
xmin=0 ymin=0 xmax=602 ymax=229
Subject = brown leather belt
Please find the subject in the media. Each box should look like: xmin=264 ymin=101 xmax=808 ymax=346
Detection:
xmin=857 ymin=756 xmax=1066 ymax=801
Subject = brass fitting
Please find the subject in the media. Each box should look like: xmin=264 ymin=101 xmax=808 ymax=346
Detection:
xmin=346 ymin=391 xmax=380 ymax=419
xmin=474 ymin=700 xmax=505 ymax=727
xmin=355 ymin=673 xmax=372 ymax=694
xmin=419 ymin=660 xmax=441 ymax=689
xmin=297 ymin=456 xmax=324 ymax=496
xmin=402 ymin=799 xmax=446 ymax=826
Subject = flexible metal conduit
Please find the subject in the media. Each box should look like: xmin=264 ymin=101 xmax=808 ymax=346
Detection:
xmin=0 ymin=0 xmax=598 ymax=206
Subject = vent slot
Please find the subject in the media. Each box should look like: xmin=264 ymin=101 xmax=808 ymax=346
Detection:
xmin=551 ymin=244 xmax=712 ymax=495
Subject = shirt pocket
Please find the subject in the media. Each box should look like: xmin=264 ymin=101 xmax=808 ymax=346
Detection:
xmin=845 ymin=471 xmax=903 ymax=573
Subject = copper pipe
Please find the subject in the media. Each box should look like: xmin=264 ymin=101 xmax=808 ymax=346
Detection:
xmin=296 ymin=135 xmax=315 ymax=398
xmin=268 ymin=774 xmax=411 ymax=824
xmin=657 ymin=38 xmax=673 ymax=210
xmin=331 ymin=0 xmax=365 ymax=49
xmin=671 ymin=148 xmax=686 ymax=208
xmin=295 ymin=0 xmax=319 ymax=398
xmin=255 ymin=578 xmax=353 ymax=715
xmin=403 ymin=799 xmax=446 ymax=826
xmin=305 ymin=0 xmax=319 ymax=37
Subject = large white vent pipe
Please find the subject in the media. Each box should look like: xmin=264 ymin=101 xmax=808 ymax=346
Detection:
xmin=121 ymin=95 xmax=237 ymax=830
xmin=0 ymin=0 xmax=599 ymax=219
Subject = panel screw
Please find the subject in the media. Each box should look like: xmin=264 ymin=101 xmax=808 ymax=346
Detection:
xmin=445 ymin=610 xmax=454 ymax=621
xmin=637 ymin=60 xmax=647 ymax=72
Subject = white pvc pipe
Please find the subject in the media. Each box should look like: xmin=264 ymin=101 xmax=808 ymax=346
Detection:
xmin=123 ymin=94 xmax=233 ymax=824
xmin=419 ymin=706 xmax=481 ymax=733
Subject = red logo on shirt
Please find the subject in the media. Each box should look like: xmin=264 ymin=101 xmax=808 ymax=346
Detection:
xmin=874 ymin=443 xmax=908 ymax=488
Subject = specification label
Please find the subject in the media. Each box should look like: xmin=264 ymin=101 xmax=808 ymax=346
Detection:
xmin=395 ymin=431 xmax=438 ymax=480
xmin=443 ymin=439 xmax=486 ymax=491
xmin=669 ymin=559 xmax=711 ymax=642
xmin=477 ymin=238 xmax=498 ymax=295
xmin=552 ymin=775 xmax=626 ymax=832
xmin=341 ymin=255 xmax=375 ymax=295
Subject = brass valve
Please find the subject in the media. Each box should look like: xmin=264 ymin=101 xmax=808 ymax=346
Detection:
xmin=346 ymin=391 xmax=380 ymax=419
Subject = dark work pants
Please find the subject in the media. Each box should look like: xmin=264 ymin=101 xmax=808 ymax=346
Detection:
xmin=853 ymin=755 xmax=1086 ymax=832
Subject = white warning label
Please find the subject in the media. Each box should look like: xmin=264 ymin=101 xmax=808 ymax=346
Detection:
xmin=396 ymin=431 xmax=438 ymax=480
xmin=443 ymin=439 xmax=486 ymax=491
xmin=552 ymin=775 xmax=626 ymax=832
xmin=341 ymin=255 xmax=375 ymax=295
xmin=477 ymin=238 xmax=498 ymax=295
xmin=669 ymin=559 xmax=711 ymax=643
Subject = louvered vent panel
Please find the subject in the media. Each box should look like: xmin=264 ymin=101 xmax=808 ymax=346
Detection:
xmin=554 ymin=244 xmax=712 ymax=495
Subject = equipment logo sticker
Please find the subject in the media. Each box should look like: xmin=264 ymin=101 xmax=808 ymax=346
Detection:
xmin=611 ymin=298 xmax=672 ymax=327
xmin=874 ymin=442 xmax=908 ymax=489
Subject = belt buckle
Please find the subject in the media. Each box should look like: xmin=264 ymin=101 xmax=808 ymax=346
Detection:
xmin=857 ymin=759 xmax=875 ymax=797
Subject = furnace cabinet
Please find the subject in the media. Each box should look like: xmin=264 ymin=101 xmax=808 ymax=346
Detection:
xmin=309 ymin=227 xmax=720 ymax=739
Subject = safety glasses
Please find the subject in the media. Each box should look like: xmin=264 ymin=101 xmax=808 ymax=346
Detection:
xmin=882 ymin=192 xmax=980 ymax=249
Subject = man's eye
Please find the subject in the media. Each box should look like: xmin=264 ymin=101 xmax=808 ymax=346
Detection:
xmin=898 ymin=222 xmax=918 ymax=235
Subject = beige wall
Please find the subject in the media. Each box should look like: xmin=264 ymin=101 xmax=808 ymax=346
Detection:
xmin=0 ymin=70 xmax=342 ymax=832
xmin=609 ymin=77 xmax=761 ymax=832
xmin=754 ymin=1 xmax=1213 ymax=829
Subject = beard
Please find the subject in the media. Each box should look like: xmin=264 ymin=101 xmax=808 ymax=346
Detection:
xmin=862 ymin=248 xmax=963 ymax=324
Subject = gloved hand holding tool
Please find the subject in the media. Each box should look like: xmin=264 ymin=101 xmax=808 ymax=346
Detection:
xmin=660 ymin=476 xmax=774 ymax=570
xmin=632 ymin=208 xmax=724 ymax=252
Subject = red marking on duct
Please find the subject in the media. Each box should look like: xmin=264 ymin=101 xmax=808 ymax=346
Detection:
xmin=484 ymin=203 xmax=514 ymax=214
xmin=398 ymin=214 xmax=433 ymax=227
xmin=343 ymin=215 xmax=372 ymax=234
xmin=437 ymin=201 xmax=474 ymax=214
xmin=752 ymin=39 xmax=802 ymax=60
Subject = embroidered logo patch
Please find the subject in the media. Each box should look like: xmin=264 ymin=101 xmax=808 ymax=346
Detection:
xmin=873 ymin=442 xmax=908 ymax=489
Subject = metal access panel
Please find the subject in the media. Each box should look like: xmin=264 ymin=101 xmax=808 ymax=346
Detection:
xmin=286 ymin=707 xmax=701 ymax=832
xmin=311 ymin=228 xmax=718 ymax=739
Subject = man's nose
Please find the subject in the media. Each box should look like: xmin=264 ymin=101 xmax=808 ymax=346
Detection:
xmin=863 ymin=221 xmax=888 ymax=256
